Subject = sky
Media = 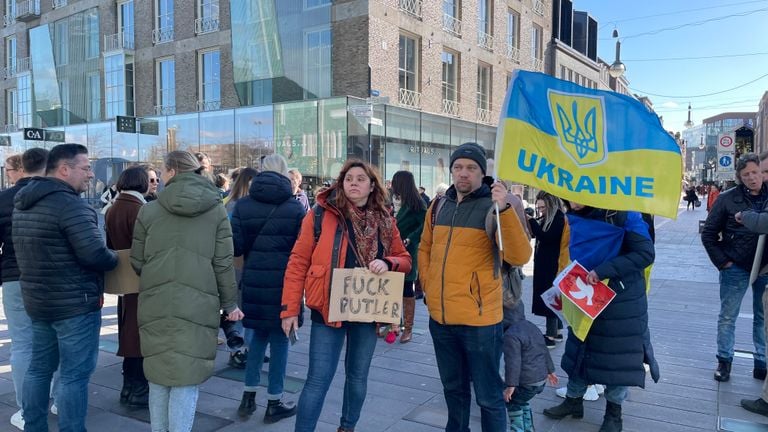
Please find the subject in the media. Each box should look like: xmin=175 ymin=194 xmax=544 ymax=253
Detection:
xmin=574 ymin=0 xmax=768 ymax=133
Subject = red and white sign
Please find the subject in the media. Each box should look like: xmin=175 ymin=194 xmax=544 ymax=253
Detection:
xmin=540 ymin=285 xmax=565 ymax=323
xmin=718 ymin=133 xmax=735 ymax=152
xmin=555 ymin=261 xmax=617 ymax=319
xmin=719 ymin=135 xmax=733 ymax=148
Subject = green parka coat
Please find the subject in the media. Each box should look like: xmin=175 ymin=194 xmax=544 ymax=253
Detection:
xmin=131 ymin=172 xmax=238 ymax=387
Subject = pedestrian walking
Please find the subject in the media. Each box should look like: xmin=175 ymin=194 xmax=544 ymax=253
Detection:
xmin=685 ymin=186 xmax=698 ymax=211
xmin=503 ymin=304 xmax=558 ymax=432
xmin=104 ymin=166 xmax=151 ymax=408
xmin=281 ymin=159 xmax=411 ymax=432
xmin=13 ymin=144 xmax=118 ymax=432
xmin=527 ymin=192 xmax=569 ymax=348
xmin=391 ymin=170 xmax=427 ymax=343
xmin=543 ymin=202 xmax=659 ymax=432
xmin=702 ymin=153 xmax=768 ymax=382
xmin=224 ymin=167 xmax=258 ymax=215
xmin=231 ymin=154 xmax=305 ymax=422
xmin=131 ymin=150 xmax=243 ymax=432
xmin=288 ymin=168 xmax=311 ymax=212
xmin=707 ymin=184 xmax=721 ymax=212
xmin=0 ymin=148 xmax=48 ymax=430
xmin=418 ymin=142 xmax=532 ymax=432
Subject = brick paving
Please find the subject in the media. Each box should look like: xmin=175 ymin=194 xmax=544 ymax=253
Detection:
xmin=1 ymin=199 xmax=766 ymax=431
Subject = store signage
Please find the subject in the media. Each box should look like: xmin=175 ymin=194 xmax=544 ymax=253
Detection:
xmin=45 ymin=130 xmax=65 ymax=142
xmin=23 ymin=128 xmax=45 ymax=141
xmin=116 ymin=116 xmax=137 ymax=133
xmin=140 ymin=119 xmax=159 ymax=136
xmin=0 ymin=136 xmax=10 ymax=146
xmin=409 ymin=145 xmax=436 ymax=155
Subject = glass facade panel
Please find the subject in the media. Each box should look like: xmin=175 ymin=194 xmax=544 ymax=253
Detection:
xmin=384 ymin=106 xmax=421 ymax=182
xmin=420 ymin=113 xmax=451 ymax=196
xmin=399 ymin=35 xmax=417 ymax=92
xmin=139 ymin=116 xmax=168 ymax=166
xmin=275 ymin=100 xmax=319 ymax=178
xmin=113 ymin=126 xmax=139 ymax=162
xmin=87 ymin=121 xmax=111 ymax=160
xmin=318 ymin=98 xmax=347 ymax=179
xmin=86 ymin=9 xmax=99 ymax=58
xmin=200 ymin=110 xmax=235 ymax=172
xmin=54 ymin=20 xmax=68 ymax=66
xmin=305 ymin=27 xmax=331 ymax=99
xmin=305 ymin=0 xmax=331 ymax=8
xmin=87 ymin=72 xmax=100 ymax=121
xmin=167 ymin=113 xmax=199 ymax=152
xmin=235 ymin=105 xmax=274 ymax=169
xmin=451 ymin=118 xmax=476 ymax=147
xmin=29 ymin=25 xmax=60 ymax=127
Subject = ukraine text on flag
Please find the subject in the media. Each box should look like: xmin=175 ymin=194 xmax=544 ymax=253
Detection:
xmin=495 ymin=71 xmax=682 ymax=219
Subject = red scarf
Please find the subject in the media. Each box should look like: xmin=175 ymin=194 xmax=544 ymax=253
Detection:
xmin=347 ymin=204 xmax=393 ymax=266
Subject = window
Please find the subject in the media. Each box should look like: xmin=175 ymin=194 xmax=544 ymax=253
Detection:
xmin=441 ymin=50 xmax=459 ymax=116
xmin=305 ymin=0 xmax=330 ymax=9
xmin=5 ymin=88 xmax=16 ymax=126
xmin=477 ymin=62 xmax=491 ymax=111
xmin=105 ymin=54 xmax=134 ymax=118
xmin=59 ymin=79 xmax=70 ymax=124
xmin=305 ymin=27 xmax=331 ymax=99
xmin=5 ymin=36 xmax=15 ymax=74
xmin=87 ymin=72 xmax=100 ymax=121
xmin=199 ymin=50 xmax=220 ymax=110
xmin=86 ymin=9 xmax=99 ymax=58
xmin=478 ymin=0 xmax=491 ymax=34
xmin=398 ymin=34 xmax=418 ymax=92
xmin=443 ymin=0 xmax=458 ymax=19
xmin=507 ymin=10 xmax=519 ymax=48
xmin=154 ymin=0 xmax=174 ymax=44
xmin=156 ymin=58 xmax=175 ymax=114
xmin=54 ymin=20 xmax=68 ymax=66
xmin=17 ymin=74 xmax=31 ymax=128
xmin=4 ymin=0 xmax=15 ymax=25
xmin=197 ymin=0 xmax=219 ymax=34
xmin=442 ymin=0 xmax=461 ymax=36
xmin=531 ymin=24 xmax=543 ymax=60
xmin=118 ymin=1 xmax=134 ymax=48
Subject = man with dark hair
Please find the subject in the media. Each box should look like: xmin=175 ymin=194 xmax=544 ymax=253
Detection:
xmin=0 ymin=148 xmax=48 ymax=430
xmin=13 ymin=143 xmax=118 ymax=431
xmin=418 ymin=186 xmax=431 ymax=205
xmin=702 ymin=153 xmax=768 ymax=383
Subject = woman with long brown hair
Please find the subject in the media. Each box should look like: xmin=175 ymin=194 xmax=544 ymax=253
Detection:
xmin=281 ymin=160 xmax=412 ymax=432
xmin=224 ymin=167 xmax=258 ymax=214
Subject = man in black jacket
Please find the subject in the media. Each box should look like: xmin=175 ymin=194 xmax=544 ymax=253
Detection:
xmin=0 ymin=148 xmax=47 ymax=430
xmin=13 ymin=144 xmax=118 ymax=432
xmin=702 ymin=153 xmax=768 ymax=383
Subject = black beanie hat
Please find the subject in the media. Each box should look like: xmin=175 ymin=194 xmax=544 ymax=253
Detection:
xmin=450 ymin=142 xmax=487 ymax=175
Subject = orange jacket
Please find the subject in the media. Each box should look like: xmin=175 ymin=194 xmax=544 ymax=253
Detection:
xmin=281 ymin=189 xmax=412 ymax=328
xmin=707 ymin=189 xmax=720 ymax=211
xmin=418 ymin=185 xmax=532 ymax=326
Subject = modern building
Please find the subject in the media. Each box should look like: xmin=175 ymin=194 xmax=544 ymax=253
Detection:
xmin=698 ymin=112 xmax=756 ymax=183
xmin=756 ymin=91 xmax=768 ymax=155
xmin=0 ymin=0 xmax=556 ymax=198
xmin=548 ymin=0 xmax=601 ymax=90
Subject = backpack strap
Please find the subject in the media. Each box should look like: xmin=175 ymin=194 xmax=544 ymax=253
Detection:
xmin=312 ymin=204 xmax=344 ymax=268
xmin=313 ymin=204 xmax=325 ymax=244
xmin=429 ymin=196 xmax=446 ymax=229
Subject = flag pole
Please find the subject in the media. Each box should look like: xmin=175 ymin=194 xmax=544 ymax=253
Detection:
xmin=750 ymin=234 xmax=765 ymax=286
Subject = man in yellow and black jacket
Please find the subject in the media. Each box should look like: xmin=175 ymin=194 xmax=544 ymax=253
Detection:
xmin=418 ymin=142 xmax=532 ymax=432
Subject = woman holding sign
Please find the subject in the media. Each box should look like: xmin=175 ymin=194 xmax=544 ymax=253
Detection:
xmin=542 ymin=202 xmax=658 ymax=432
xmin=281 ymin=160 xmax=412 ymax=432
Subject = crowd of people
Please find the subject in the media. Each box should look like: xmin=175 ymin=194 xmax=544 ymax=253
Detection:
xmin=0 ymin=141 xmax=667 ymax=432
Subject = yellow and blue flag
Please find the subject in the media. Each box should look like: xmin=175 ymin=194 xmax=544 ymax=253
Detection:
xmin=496 ymin=71 xmax=682 ymax=219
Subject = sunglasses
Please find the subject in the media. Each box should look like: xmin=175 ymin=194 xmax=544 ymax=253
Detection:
xmin=149 ymin=178 xmax=159 ymax=183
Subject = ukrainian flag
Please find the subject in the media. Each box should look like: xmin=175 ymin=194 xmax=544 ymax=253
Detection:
xmin=496 ymin=71 xmax=682 ymax=219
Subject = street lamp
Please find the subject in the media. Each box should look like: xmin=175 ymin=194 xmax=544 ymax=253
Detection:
xmin=684 ymin=103 xmax=694 ymax=128
xmin=609 ymin=29 xmax=626 ymax=79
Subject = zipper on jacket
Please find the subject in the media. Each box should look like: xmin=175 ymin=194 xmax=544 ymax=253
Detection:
xmin=472 ymin=272 xmax=483 ymax=315
xmin=440 ymin=201 xmax=460 ymax=324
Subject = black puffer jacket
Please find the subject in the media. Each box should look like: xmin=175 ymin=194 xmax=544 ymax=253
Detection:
xmin=702 ymin=184 xmax=768 ymax=271
xmin=231 ymin=172 xmax=305 ymax=330
xmin=0 ymin=177 xmax=33 ymax=282
xmin=13 ymin=177 xmax=118 ymax=321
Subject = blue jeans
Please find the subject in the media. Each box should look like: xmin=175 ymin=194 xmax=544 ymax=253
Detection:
xmin=294 ymin=321 xmax=377 ymax=432
xmin=3 ymin=280 xmax=33 ymax=409
xmin=566 ymin=376 xmax=628 ymax=405
xmin=718 ymin=266 xmax=767 ymax=363
xmin=244 ymin=327 xmax=288 ymax=399
xmin=429 ymin=319 xmax=507 ymax=432
xmin=505 ymin=383 xmax=544 ymax=412
xmin=23 ymin=310 xmax=101 ymax=432
xmin=148 ymin=383 xmax=199 ymax=432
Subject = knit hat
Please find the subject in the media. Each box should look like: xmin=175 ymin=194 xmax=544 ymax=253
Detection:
xmin=450 ymin=142 xmax=487 ymax=175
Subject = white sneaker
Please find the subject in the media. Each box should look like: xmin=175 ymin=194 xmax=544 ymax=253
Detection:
xmin=584 ymin=385 xmax=600 ymax=401
xmin=595 ymin=384 xmax=605 ymax=395
xmin=50 ymin=404 xmax=57 ymax=415
xmin=10 ymin=409 xmax=24 ymax=430
xmin=555 ymin=386 xmax=567 ymax=398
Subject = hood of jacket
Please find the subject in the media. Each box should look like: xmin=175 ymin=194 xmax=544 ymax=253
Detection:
xmin=158 ymin=172 xmax=221 ymax=217
xmin=249 ymin=171 xmax=294 ymax=204
xmin=14 ymin=177 xmax=77 ymax=211
xmin=315 ymin=186 xmax=345 ymax=218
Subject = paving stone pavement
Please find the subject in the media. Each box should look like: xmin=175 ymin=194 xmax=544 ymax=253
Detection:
xmin=0 ymin=199 xmax=767 ymax=431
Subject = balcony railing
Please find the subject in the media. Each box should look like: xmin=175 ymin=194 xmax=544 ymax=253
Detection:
xmin=155 ymin=105 xmax=176 ymax=116
xmin=195 ymin=16 xmax=219 ymax=35
xmin=478 ymin=30 xmax=494 ymax=51
xmin=477 ymin=107 xmax=493 ymax=124
xmin=52 ymin=0 xmax=67 ymax=9
xmin=398 ymin=88 xmax=421 ymax=110
xmin=505 ymin=42 xmax=520 ymax=62
xmin=16 ymin=0 xmax=40 ymax=21
xmin=533 ymin=57 xmax=544 ymax=71
xmin=3 ymin=12 xmax=14 ymax=26
xmin=3 ymin=57 xmax=30 ymax=79
xmin=104 ymin=32 xmax=134 ymax=52
xmin=197 ymin=100 xmax=221 ymax=112
xmin=442 ymin=99 xmax=459 ymax=117
xmin=398 ymin=0 xmax=422 ymax=19
xmin=533 ymin=0 xmax=545 ymax=16
xmin=152 ymin=27 xmax=174 ymax=45
xmin=442 ymin=13 xmax=462 ymax=37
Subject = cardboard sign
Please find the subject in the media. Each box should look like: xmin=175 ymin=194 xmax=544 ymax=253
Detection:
xmin=328 ymin=268 xmax=404 ymax=324
xmin=104 ymin=249 xmax=140 ymax=295
xmin=555 ymin=261 xmax=616 ymax=319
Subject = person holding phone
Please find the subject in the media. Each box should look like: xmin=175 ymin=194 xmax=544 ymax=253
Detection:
xmin=230 ymin=155 xmax=306 ymax=422
xmin=281 ymin=160 xmax=412 ymax=432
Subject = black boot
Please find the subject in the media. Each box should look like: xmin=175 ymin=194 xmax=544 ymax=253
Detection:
xmin=264 ymin=399 xmax=297 ymax=424
xmin=599 ymin=401 xmax=622 ymax=432
xmin=543 ymin=396 xmax=584 ymax=419
xmin=755 ymin=360 xmax=767 ymax=380
xmin=119 ymin=374 xmax=133 ymax=405
xmin=715 ymin=359 xmax=732 ymax=382
xmin=127 ymin=379 xmax=149 ymax=408
xmin=238 ymin=391 xmax=256 ymax=418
